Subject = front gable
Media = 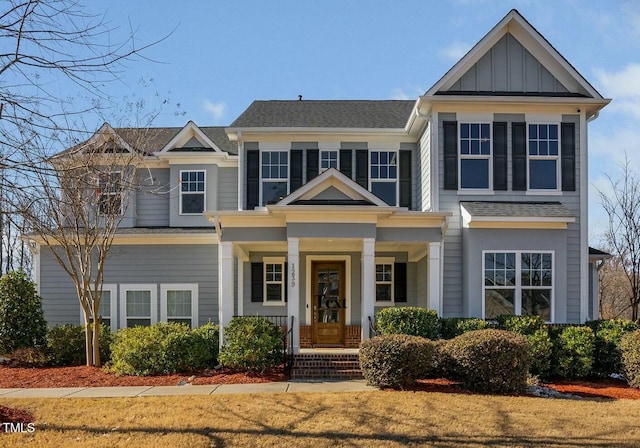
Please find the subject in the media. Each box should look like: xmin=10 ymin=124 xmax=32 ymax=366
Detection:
xmin=158 ymin=121 xmax=222 ymax=153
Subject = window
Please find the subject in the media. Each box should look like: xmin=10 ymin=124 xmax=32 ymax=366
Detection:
xmin=375 ymin=258 xmax=394 ymax=304
xmin=180 ymin=170 xmax=205 ymax=214
xmin=161 ymin=284 xmax=198 ymax=328
xmin=120 ymin=285 xmax=157 ymax=328
xmin=82 ymin=284 xmax=117 ymax=331
xmin=528 ymin=124 xmax=559 ymax=190
xmin=484 ymin=251 xmax=553 ymax=321
xmin=98 ymin=171 xmax=122 ymax=215
xmin=320 ymin=150 xmax=338 ymax=172
xmin=264 ymin=258 xmax=285 ymax=304
xmin=370 ymin=151 xmax=397 ymax=205
xmin=459 ymin=123 xmax=491 ymax=189
xmin=261 ymin=151 xmax=288 ymax=205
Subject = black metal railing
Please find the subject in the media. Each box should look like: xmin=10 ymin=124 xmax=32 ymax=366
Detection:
xmin=368 ymin=315 xmax=378 ymax=337
xmin=284 ymin=316 xmax=294 ymax=374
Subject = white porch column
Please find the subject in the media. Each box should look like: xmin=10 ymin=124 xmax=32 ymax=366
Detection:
xmin=218 ymin=241 xmax=234 ymax=350
xmin=236 ymin=257 xmax=245 ymax=317
xmin=287 ymin=238 xmax=300 ymax=354
xmin=361 ymin=238 xmax=375 ymax=340
xmin=428 ymin=241 xmax=442 ymax=316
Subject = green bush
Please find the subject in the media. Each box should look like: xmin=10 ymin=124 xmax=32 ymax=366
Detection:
xmin=6 ymin=346 xmax=48 ymax=367
xmin=430 ymin=339 xmax=455 ymax=379
xmin=586 ymin=319 xmax=639 ymax=376
xmin=110 ymin=322 xmax=216 ymax=375
xmin=496 ymin=315 xmax=546 ymax=335
xmin=218 ymin=317 xmax=282 ymax=372
xmin=621 ymin=330 xmax=640 ymax=388
xmin=375 ymin=307 xmax=440 ymax=339
xmin=444 ymin=329 xmax=531 ymax=393
xmin=359 ymin=334 xmax=434 ymax=389
xmin=552 ymin=326 xmax=595 ymax=378
xmin=439 ymin=317 xmax=490 ymax=339
xmin=0 ymin=271 xmax=47 ymax=354
xmin=192 ymin=322 xmax=220 ymax=366
xmin=46 ymin=324 xmax=113 ymax=366
xmin=525 ymin=328 xmax=553 ymax=378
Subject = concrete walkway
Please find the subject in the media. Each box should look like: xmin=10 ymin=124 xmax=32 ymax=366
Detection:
xmin=0 ymin=380 xmax=376 ymax=398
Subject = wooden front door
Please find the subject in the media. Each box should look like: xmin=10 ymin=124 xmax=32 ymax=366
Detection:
xmin=312 ymin=261 xmax=346 ymax=346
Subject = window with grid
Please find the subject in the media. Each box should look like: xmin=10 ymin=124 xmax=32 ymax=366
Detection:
xmin=484 ymin=251 xmax=552 ymax=321
xmin=459 ymin=123 xmax=491 ymax=189
xmin=370 ymin=151 xmax=397 ymax=205
xmin=375 ymin=263 xmax=393 ymax=302
xmin=98 ymin=290 xmax=112 ymax=328
xmin=320 ymin=150 xmax=338 ymax=172
xmin=528 ymin=124 xmax=559 ymax=190
xmin=261 ymin=151 xmax=288 ymax=205
xmin=264 ymin=261 xmax=285 ymax=303
xmin=166 ymin=290 xmax=193 ymax=326
xmin=98 ymin=171 xmax=122 ymax=215
xmin=180 ymin=170 xmax=205 ymax=214
xmin=125 ymin=289 xmax=152 ymax=327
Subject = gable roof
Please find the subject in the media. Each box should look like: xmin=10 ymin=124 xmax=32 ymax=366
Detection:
xmin=229 ymin=100 xmax=415 ymax=129
xmin=425 ymin=9 xmax=606 ymax=100
xmin=157 ymin=121 xmax=224 ymax=153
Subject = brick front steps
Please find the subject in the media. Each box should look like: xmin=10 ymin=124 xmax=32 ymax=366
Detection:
xmin=290 ymin=352 xmax=362 ymax=380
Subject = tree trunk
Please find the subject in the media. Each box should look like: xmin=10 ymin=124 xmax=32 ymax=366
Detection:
xmin=84 ymin=323 xmax=93 ymax=367
xmin=92 ymin=321 xmax=101 ymax=367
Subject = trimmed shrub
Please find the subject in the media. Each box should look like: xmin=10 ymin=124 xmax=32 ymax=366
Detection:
xmin=6 ymin=346 xmax=48 ymax=367
xmin=46 ymin=324 xmax=113 ymax=366
xmin=496 ymin=315 xmax=546 ymax=335
xmin=444 ymin=329 xmax=531 ymax=393
xmin=218 ymin=317 xmax=282 ymax=372
xmin=621 ymin=330 xmax=640 ymax=388
xmin=586 ymin=319 xmax=639 ymax=376
xmin=110 ymin=322 xmax=216 ymax=375
xmin=552 ymin=326 xmax=595 ymax=378
xmin=359 ymin=334 xmax=434 ymax=389
xmin=375 ymin=307 xmax=439 ymax=339
xmin=192 ymin=322 xmax=220 ymax=366
xmin=0 ymin=271 xmax=47 ymax=354
xmin=494 ymin=315 xmax=552 ymax=378
xmin=430 ymin=338 xmax=455 ymax=379
xmin=439 ymin=317 xmax=490 ymax=339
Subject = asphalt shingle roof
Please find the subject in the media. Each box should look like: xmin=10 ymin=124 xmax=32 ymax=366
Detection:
xmin=229 ymin=100 xmax=415 ymax=129
xmin=460 ymin=201 xmax=575 ymax=218
xmin=114 ymin=126 xmax=236 ymax=155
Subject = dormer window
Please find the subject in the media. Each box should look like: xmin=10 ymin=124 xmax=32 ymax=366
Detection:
xmin=261 ymin=151 xmax=288 ymax=205
xmin=180 ymin=170 xmax=205 ymax=214
xmin=459 ymin=123 xmax=491 ymax=190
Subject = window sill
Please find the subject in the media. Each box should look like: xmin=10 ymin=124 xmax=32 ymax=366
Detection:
xmin=263 ymin=302 xmax=286 ymax=307
xmin=525 ymin=191 xmax=562 ymax=196
xmin=457 ymin=190 xmax=495 ymax=196
xmin=179 ymin=212 xmax=205 ymax=216
xmin=375 ymin=301 xmax=395 ymax=307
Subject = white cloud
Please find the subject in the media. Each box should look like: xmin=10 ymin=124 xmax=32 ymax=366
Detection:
xmin=390 ymin=87 xmax=424 ymax=100
xmin=595 ymin=63 xmax=640 ymax=119
xmin=440 ymin=41 xmax=472 ymax=62
xmin=202 ymin=99 xmax=226 ymax=124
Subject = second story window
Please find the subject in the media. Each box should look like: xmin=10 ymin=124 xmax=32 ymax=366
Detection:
xmin=320 ymin=150 xmax=338 ymax=172
xmin=261 ymin=151 xmax=288 ymax=205
xmin=98 ymin=171 xmax=122 ymax=215
xmin=370 ymin=151 xmax=397 ymax=205
xmin=459 ymin=123 xmax=491 ymax=190
xmin=528 ymin=124 xmax=559 ymax=190
xmin=180 ymin=170 xmax=205 ymax=214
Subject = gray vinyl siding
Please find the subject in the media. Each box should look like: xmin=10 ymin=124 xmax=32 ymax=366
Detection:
xmin=169 ymin=164 xmax=217 ymax=227
xmin=437 ymin=112 xmax=583 ymax=322
xmin=39 ymin=244 xmax=218 ymax=328
xmin=448 ymin=34 xmax=571 ymax=94
xmin=218 ymin=167 xmax=238 ymax=210
xmin=135 ymin=168 xmax=170 ymax=227
xmin=416 ymin=255 xmax=428 ymax=307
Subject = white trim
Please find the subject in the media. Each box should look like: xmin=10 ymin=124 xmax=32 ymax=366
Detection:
xmin=580 ymin=113 xmax=589 ymax=322
xmin=179 ymin=169 xmax=206 ymax=216
xmin=526 ymin=122 xmax=561 ymax=192
xmin=160 ymin=283 xmax=199 ymax=329
xmin=81 ymin=284 xmax=118 ymax=331
xmin=260 ymin=150 xmax=289 ymax=206
xmin=481 ymin=250 xmax=555 ymax=322
xmin=263 ymin=257 xmax=286 ymax=306
xmin=305 ymin=255 xmax=352 ymax=326
xmin=97 ymin=170 xmax=124 ymax=216
xmin=374 ymin=257 xmax=395 ymax=306
xmin=287 ymin=238 xmax=300 ymax=353
xmin=119 ymin=284 xmax=158 ymax=328
xmin=158 ymin=121 xmax=222 ymax=153
xmin=428 ymin=242 xmax=442 ymax=315
xmin=369 ymin=150 xmax=399 ymax=206
xmin=458 ymin=122 xmax=493 ymax=191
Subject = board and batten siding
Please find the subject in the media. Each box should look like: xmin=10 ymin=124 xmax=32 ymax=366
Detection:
xmin=39 ymin=244 xmax=218 ymax=327
xmin=437 ymin=112 xmax=582 ymax=322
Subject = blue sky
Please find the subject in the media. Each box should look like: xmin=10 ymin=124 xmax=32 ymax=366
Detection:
xmin=78 ymin=0 xmax=639 ymax=243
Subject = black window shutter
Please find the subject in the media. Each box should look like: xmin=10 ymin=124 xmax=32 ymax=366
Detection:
xmin=443 ymin=121 xmax=458 ymax=190
xmin=399 ymin=150 xmax=412 ymax=208
xmin=251 ymin=262 xmax=263 ymax=302
xmin=493 ymin=122 xmax=508 ymax=190
xmin=355 ymin=149 xmax=368 ymax=188
xmin=339 ymin=149 xmax=352 ymax=178
xmin=512 ymin=122 xmax=527 ymax=191
xmin=306 ymin=149 xmax=319 ymax=182
xmin=561 ymin=122 xmax=576 ymax=191
xmin=246 ymin=150 xmax=260 ymax=209
xmin=394 ymin=263 xmax=407 ymax=303
xmin=290 ymin=150 xmax=303 ymax=192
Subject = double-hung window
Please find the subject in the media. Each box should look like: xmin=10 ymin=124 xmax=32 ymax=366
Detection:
xmin=98 ymin=171 xmax=122 ymax=215
xmin=180 ymin=170 xmax=205 ymax=214
xmin=370 ymin=151 xmax=397 ymax=205
xmin=528 ymin=124 xmax=559 ymax=190
xmin=375 ymin=259 xmax=394 ymax=304
xmin=161 ymin=284 xmax=198 ymax=328
xmin=483 ymin=251 xmax=553 ymax=321
xmin=83 ymin=284 xmax=117 ymax=331
xmin=264 ymin=258 xmax=285 ymax=305
xmin=459 ymin=123 xmax=491 ymax=190
xmin=320 ymin=150 xmax=338 ymax=172
xmin=120 ymin=284 xmax=157 ymax=328
xmin=261 ymin=151 xmax=288 ymax=205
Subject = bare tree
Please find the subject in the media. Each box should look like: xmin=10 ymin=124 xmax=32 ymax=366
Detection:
xmin=20 ymin=125 xmax=166 ymax=366
xmin=597 ymin=155 xmax=640 ymax=321
xmin=598 ymin=254 xmax=633 ymax=319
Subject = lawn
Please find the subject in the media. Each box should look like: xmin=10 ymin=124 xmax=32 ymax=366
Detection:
xmin=1 ymin=391 xmax=639 ymax=447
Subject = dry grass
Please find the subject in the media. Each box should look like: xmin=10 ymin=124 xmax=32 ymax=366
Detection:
xmin=1 ymin=391 xmax=640 ymax=447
